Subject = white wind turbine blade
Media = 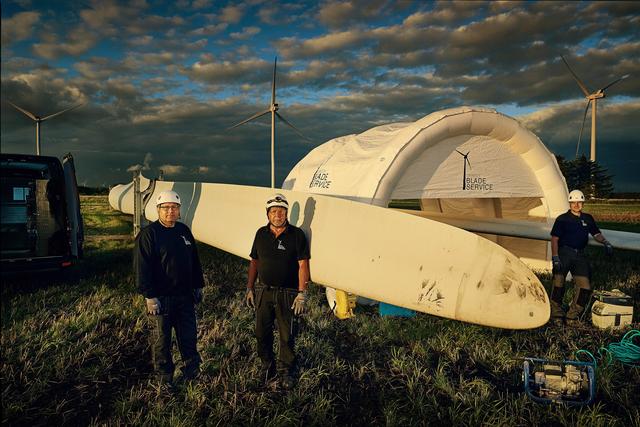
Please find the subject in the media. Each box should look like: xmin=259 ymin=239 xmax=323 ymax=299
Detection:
xmin=600 ymin=74 xmax=630 ymax=92
xmin=560 ymin=55 xmax=591 ymax=97
xmin=576 ymin=100 xmax=591 ymax=158
xmin=275 ymin=111 xmax=312 ymax=141
xmin=272 ymin=57 xmax=277 ymax=105
xmin=228 ymin=109 xmax=271 ymax=129
xmin=41 ymin=102 xmax=84 ymax=121
xmin=8 ymin=101 xmax=37 ymax=121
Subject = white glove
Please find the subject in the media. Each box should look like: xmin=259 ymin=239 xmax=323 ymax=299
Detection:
xmin=145 ymin=297 xmax=161 ymax=315
xmin=291 ymin=291 xmax=306 ymax=316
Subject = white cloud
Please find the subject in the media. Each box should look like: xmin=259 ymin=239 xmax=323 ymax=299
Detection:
xmin=230 ymin=26 xmax=261 ymax=40
xmin=32 ymin=28 xmax=98 ymax=59
xmin=159 ymin=164 xmax=185 ymax=175
xmin=1 ymin=11 xmax=40 ymax=45
xmin=219 ymin=5 xmax=244 ymax=24
xmin=126 ymin=152 xmax=153 ymax=172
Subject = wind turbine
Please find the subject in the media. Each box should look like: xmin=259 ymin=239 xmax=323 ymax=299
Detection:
xmin=455 ymin=149 xmax=471 ymax=190
xmin=229 ymin=57 xmax=310 ymax=188
xmin=8 ymin=100 xmax=84 ymax=156
xmin=560 ymin=55 xmax=629 ymax=161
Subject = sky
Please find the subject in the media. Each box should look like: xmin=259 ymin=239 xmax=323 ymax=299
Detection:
xmin=1 ymin=0 xmax=639 ymax=191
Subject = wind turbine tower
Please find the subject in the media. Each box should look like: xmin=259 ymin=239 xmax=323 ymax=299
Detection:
xmin=229 ymin=57 xmax=310 ymax=188
xmin=8 ymin=101 xmax=84 ymax=156
xmin=560 ymin=55 xmax=629 ymax=162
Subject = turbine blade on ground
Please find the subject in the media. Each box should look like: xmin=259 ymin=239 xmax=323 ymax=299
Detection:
xmin=560 ymin=55 xmax=591 ymax=97
xmin=600 ymin=74 xmax=630 ymax=92
xmin=8 ymin=101 xmax=37 ymax=121
xmin=41 ymin=103 xmax=84 ymax=121
xmin=228 ymin=109 xmax=271 ymax=129
xmin=576 ymin=100 xmax=590 ymax=158
xmin=275 ymin=112 xmax=312 ymax=141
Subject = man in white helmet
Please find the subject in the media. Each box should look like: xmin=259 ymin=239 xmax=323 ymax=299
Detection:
xmin=548 ymin=189 xmax=613 ymax=326
xmin=245 ymin=193 xmax=310 ymax=390
xmin=134 ymin=189 xmax=205 ymax=385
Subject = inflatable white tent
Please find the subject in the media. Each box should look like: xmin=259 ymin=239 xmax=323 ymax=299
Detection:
xmin=283 ymin=106 xmax=570 ymax=270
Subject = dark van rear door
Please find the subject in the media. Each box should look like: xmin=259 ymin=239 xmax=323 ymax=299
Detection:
xmin=62 ymin=153 xmax=84 ymax=258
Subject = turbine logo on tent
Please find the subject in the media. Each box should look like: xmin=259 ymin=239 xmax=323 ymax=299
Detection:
xmin=455 ymin=149 xmax=471 ymax=190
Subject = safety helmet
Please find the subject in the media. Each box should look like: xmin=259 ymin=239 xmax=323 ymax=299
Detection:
xmin=266 ymin=193 xmax=288 ymax=211
xmin=156 ymin=190 xmax=181 ymax=206
xmin=568 ymin=189 xmax=585 ymax=202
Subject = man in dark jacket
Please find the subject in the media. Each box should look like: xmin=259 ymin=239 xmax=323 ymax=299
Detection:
xmin=134 ymin=190 xmax=204 ymax=384
xmin=549 ymin=189 xmax=613 ymax=326
xmin=245 ymin=193 xmax=310 ymax=390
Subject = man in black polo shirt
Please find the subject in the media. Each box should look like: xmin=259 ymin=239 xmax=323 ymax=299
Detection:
xmin=245 ymin=193 xmax=310 ymax=389
xmin=549 ymin=189 xmax=613 ymax=326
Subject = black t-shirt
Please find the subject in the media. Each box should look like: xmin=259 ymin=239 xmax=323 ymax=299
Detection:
xmin=550 ymin=210 xmax=600 ymax=250
xmin=135 ymin=221 xmax=204 ymax=298
xmin=250 ymin=223 xmax=310 ymax=289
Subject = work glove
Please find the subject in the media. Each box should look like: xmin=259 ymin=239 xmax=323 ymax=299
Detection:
xmin=552 ymin=256 xmax=562 ymax=272
xmin=145 ymin=297 xmax=161 ymax=315
xmin=604 ymin=241 xmax=614 ymax=257
xmin=291 ymin=291 xmax=306 ymax=316
xmin=245 ymin=288 xmax=255 ymax=309
xmin=193 ymin=288 xmax=203 ymax=304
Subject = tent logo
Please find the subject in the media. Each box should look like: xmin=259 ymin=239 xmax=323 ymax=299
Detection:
xmin=456 ymin=149 xmax=494 ymax=191
xmin=455 ymin=149 xmax=471 ymax=190
xmin=309 ymin=169 xmax=332 ymax=189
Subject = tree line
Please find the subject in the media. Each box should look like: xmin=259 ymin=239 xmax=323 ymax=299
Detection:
xmin=555 ymin=155 xmax=614 ymax=199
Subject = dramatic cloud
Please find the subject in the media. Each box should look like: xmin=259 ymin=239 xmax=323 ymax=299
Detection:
xmin=230 ymin=26 xmax=261 ymax=40
xmin=127 ymin=152 xmax=153 ymax=172
xmin=159 ymin=164 xmax=186 ymax=175
xmin=1 ymin=11 xmax=40 ymax=46
xmin=1 ymin=1 xmax=638 ymax=191
xmin=219 ymin=5 xmax=244 ymax=24
xmin=32 ymin=28 xmax=99 ymax=59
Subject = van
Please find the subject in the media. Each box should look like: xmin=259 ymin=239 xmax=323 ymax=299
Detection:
xmin=1 ymin=153 xmax=83 ymax=273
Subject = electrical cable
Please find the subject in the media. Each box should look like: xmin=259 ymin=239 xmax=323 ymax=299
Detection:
xmin=575 ymin=329 xmax=640 ymax=368
xmin=598 ymin=329 xmax=640 ymax=367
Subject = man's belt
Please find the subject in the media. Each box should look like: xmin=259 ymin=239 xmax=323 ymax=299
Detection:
xmin=255 ymin=284 xmax=298 ymax=294
xmin=561 ymin=246 xmax=585 ymax=254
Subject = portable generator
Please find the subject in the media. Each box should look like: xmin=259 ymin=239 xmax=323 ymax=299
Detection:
xmin=591 ymin=289 xmax=634 ymax=329
xmin=522 ymin=357 xmax=596 ymax=406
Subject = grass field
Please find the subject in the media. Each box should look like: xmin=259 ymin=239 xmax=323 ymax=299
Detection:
xmin=2 ymin=196 xmax=639 ymax=426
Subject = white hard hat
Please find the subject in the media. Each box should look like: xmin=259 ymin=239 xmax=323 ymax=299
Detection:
xmin=266 ymin=193 xmax=288 ymax=211
xmin=568 ymin=189 xmax=585 ymax=202
xmin=156 ymin=190 xmax=181 ymax=206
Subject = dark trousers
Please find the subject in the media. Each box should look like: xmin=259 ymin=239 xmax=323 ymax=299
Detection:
xmin=149 ymin=294 xmax=201 ymax=380
xmin=551 ymin=246 xmax=592 ymax=319
xmin=255 ymin=287 xmax=297 ymax=373
xmin=553 ymin=246 xmax=592 ymax=280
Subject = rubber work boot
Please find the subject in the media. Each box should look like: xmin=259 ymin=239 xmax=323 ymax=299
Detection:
xmin=277 ymin=367 xmax=296 ymax=390
xmin=279 ymin=373 xmax=295 ymax=390
xmin=156 ymin=373 xmax=174 ymax=386
xmin=260 ymin=362 xmax=276 ymax=385
xmin=549 ymin=285 xmax=565 ymax=326
xmin=566 ymin=284 xmax=592 ymax=326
